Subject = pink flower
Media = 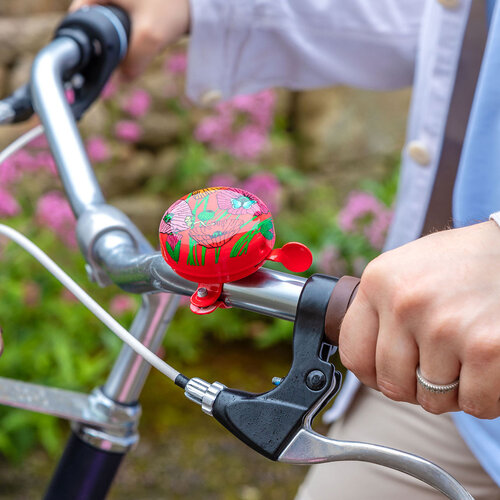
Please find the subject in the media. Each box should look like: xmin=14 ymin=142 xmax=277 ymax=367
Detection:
xmin=338 ymin=191 xmax=393 ymax=250
xmin=165 ymin=52 xmax=187 ymax=75
xmin=86 ymin=136 xmax=111 ymax=163
xmin=34 ymin=151 xmax=57 ymax=175
xmin=317 ymin=244 xmax=347 ymax=276
xmin=364 ymin=210 xmax=392 ymax=250
xmin=101 ymin=80 xmax=118 ymax=100
xmin=338 ymin=191 xmax=385 ymax=232
xmin=242 ymin=173 xmax=282 ymax=214
xmin=194 ymin=115 xmax=230 ymax=144
xmin=114 ymin=120 xmax=142 ymax=143
xmin=61 ymin=288 xmax=78 ymax=303
xmin=229 ymin=90 xmax=276 ymax=129
xmin=0 ymin=187 xmax=20 ymax=217
xmin=23 ymin=281 xmax=41 ymax=307
xmin=195 ymin=89 xmax=276 ymax=160
xmin=230 ymin=125 xmax=268 ymax=160
xmin=11 ymin=150 xmax=39 ymax=172
xmin=28 ymin=133 xmax=48 ymax=149
xmin=121 ymin=89 xmax=151 ymax=118
xmin=36 ymin=191 xmax=77 ymax=248
xmin=110 ymin=294 xmax=136 ymax=315
xmin=65 ymin=88 xmax=75 ymax=104
xmin=208 ymin=174 xmax=238 ymax=188
xmin=0 ymin=158 xmax=21 ymax=185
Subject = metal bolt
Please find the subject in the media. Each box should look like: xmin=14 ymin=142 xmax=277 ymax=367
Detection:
xmin=306 ymin=370 xmax=326 ymax=391
xmin=197 ymin=287 xmax=208 ymax=298
xmin=272 ymin=377 xmax=283 ymax=386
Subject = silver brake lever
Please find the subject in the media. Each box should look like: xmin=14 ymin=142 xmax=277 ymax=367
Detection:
xmin=279 ymin=429 xmax=473 ymax=499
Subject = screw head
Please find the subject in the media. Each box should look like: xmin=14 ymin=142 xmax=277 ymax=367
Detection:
xmin=197 ymin=287 xmax=208 ymax=298
xmin=306 ymin=370 xmax=326 ymax=391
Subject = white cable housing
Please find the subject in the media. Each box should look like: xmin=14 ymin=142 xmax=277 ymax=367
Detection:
xmin=0 ymin=124 xmax=44 ymax=166
xmin=0 ymin=224 xmax=180 ymax=382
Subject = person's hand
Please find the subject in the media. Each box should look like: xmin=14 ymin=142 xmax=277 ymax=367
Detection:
xmin=69 ymin=0 xmax=190 ymax=79
xmin=339 ymin=221 xmax=500 ymax=419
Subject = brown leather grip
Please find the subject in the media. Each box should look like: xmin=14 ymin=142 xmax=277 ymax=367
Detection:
xmin=324 ymin=276 xmax=360 ymax=346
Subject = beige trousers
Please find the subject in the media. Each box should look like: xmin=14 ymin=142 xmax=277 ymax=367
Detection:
xmin=295 ymin=386 xmax=500 ymax=500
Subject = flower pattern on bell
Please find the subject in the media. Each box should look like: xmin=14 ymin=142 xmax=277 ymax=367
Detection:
xmin=191 ymin=187 xmax=220 ymax=199
xmin=216 ymin=188 xmax=268 ymax=215
xmin=159 ymin=199 xmax=194 ymax=234
xmin=164 ymin=233 xmax=182 ymax=262
xmin=189 ymin=218 xmax=242 ymax=248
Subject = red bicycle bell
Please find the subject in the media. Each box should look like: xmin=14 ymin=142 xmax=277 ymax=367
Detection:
xmin=159 ymin=186 xmax=313 ymax=314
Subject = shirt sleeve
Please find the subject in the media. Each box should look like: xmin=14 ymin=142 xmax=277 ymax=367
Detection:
xmin=186 ymin=0 xmax=424 ymax=103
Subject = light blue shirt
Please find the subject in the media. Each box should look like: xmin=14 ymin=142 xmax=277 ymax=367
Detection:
xmin=452 ymin=0 xmax=500 ymax=487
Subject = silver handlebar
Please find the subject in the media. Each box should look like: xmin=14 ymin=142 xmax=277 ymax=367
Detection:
xmin=31 ymin=37 xmax=106 ymax=216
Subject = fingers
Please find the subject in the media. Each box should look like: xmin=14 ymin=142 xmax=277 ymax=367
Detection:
xmin=375 ymin=316 xmax=419 ymax=403
xmin=339 ymin=287 xmax=379 ymax=389
xmin=457 ymin=335 xmax=500 ymax=419
xmin=120 ymin=19 xmax=163 ymax=79
xmin=69 ymin=0 xmax=104 ymax=12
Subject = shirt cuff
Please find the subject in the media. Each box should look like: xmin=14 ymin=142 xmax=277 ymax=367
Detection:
xmin=489 ymin=211 xmax=500 ymax=228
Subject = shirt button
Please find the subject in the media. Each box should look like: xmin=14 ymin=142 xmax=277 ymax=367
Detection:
xmin=437 ymin=0 xmax=459 ymax=9
xmin=407 ymin=140 xmax=431 ymax=166
xmin=200 ymin=89 xmax=222 ymax=107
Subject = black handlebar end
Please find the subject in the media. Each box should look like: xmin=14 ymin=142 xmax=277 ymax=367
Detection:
xmin=54 ymin=5 xmax=132 ymax=119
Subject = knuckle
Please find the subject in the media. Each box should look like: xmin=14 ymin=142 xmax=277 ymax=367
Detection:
xmin=391 ymin=289 xmax=419 ymax=321
xmin=339 ymin=347 xmax=374 ymax=383
xmin=459 ymin=400 xmax=491 ymax=419
xmin=464 ymin=332 xmax=500 ymax=365
xmin=417 ymin=394 xmax=446 ymax=415
xmin=425 ymin=315 xmax=456 ymax=345
xmin=135 ymin=24 xmax=164 ymax=51
xmin=377 ymin=378 xmax=410 ymax=402
xmin=360 ymin=257 xmax=387 ymax=295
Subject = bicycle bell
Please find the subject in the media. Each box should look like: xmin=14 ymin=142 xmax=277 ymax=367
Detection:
xmin=159 ymin=186 xmax=313 ymax=314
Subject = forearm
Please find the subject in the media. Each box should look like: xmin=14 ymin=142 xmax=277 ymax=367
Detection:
xmin=187 ymin=0 xmax=424 ymax=103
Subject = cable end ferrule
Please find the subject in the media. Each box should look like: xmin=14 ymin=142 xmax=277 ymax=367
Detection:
xmin=184 ymin=378 xmax=225 ymax=416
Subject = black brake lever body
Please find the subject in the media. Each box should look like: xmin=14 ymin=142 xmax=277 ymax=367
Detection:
xmin=211 ymin=274 xmax=341 ymax=460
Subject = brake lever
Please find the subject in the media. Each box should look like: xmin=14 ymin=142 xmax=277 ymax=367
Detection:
xmin=184 ymin=274 xmax=474 ymax=500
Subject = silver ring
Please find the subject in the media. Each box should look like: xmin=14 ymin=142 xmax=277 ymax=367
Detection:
xmin=416 ymin=366 xmax=459 ymax=393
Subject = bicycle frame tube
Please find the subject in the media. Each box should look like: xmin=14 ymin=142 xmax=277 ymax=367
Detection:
xmin=103 ymin=293 xmax=180 ymax=403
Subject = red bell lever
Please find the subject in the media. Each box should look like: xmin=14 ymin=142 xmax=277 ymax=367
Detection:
xmin=267 ymin=242 xmax=313 ymax=273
